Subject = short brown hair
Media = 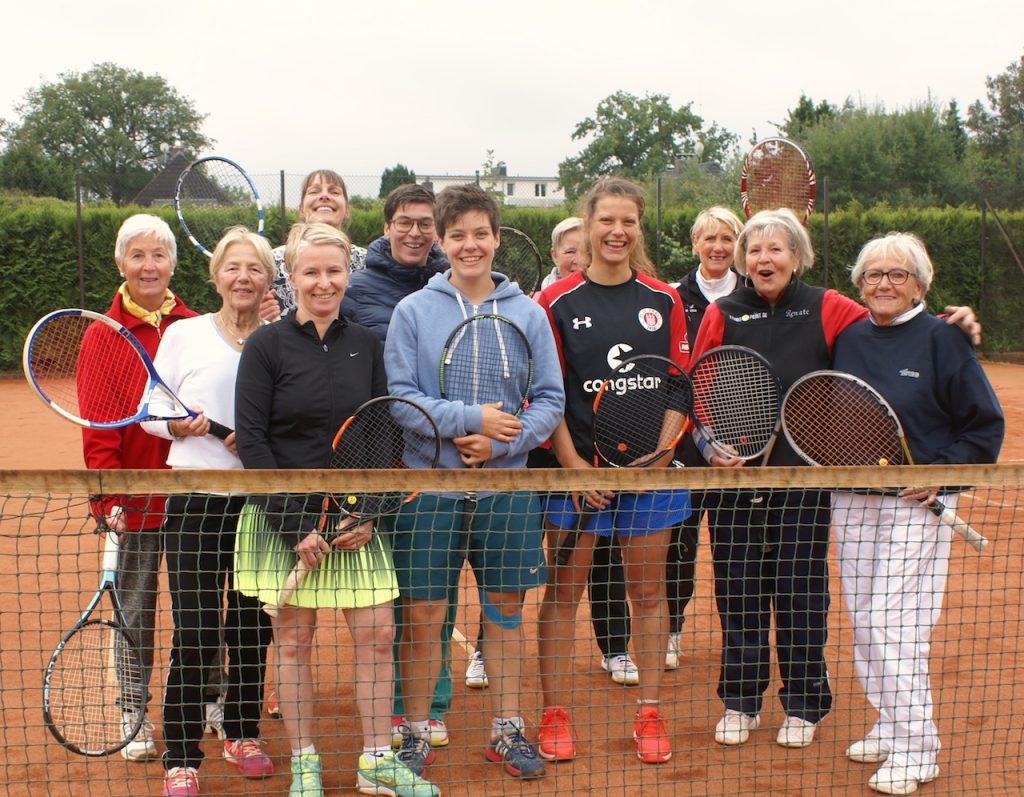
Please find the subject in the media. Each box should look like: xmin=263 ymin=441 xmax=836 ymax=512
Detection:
xmin=434 ymin=184 xmax=500 ymax=239
xmin=384 ymin=184 xmax=436 ymax=223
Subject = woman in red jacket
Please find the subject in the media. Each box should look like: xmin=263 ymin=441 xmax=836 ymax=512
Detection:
xmin=79 ymin=213 xmax=198 ymax=763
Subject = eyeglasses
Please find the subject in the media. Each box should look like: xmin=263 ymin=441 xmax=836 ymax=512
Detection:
xmin=861 ymin=268 xmax=915 ymax=286
xmin=390 ymin=217 xmax=435 ymax=234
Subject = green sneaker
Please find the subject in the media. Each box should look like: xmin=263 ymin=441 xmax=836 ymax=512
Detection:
xmin=289 ymin=753 xmax=323 ymax=797
xmin=356 ymin=752 xmax=440 ymax=797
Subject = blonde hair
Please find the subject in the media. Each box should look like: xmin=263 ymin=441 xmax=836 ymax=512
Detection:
xmin=208 ymin=226 xmax=275 ymax=285
xmin=550 ymin=216 xmax=582 ymax=252
xmin=579 ymin=177 xmax=655 ymax=276
xmin=851 ymin=231 xmax=934 ymax=293
xmin=283 ymin=222 xmax=352 ymax=274
xmin=735 ymin=208 xmax=814 ymax=276
xmin=690 ymin=206 xmax=744 ymax=256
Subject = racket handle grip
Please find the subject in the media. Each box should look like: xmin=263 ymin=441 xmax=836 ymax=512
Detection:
xmin=933 ymin=500 xmax=988 ymax=552
xmin=207 ymin=420 xmax=233 ymax=441
xmin=554 ymin=507 xmax=595 ymax=567
xmin=263 ymin=558 xmax=313 ymax=618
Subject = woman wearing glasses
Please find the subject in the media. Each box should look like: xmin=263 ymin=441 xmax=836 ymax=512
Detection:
xmin=831 ymin=233 xmax=1003 ymax=796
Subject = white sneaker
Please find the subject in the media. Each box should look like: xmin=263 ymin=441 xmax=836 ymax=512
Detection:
xmin=600 ymin=654 xmax=639 ymax=686
xmin=665 ymin=632 xmax=681 ymax=670
xmin=869 ymin=762 xmax=938 ymax=795
xmin=121 ymin=709 xmax=158 ymax=761
xmin=465 ymin=649 xmax=488 ymax=689
xmin=714 ymin=709 xmax=760 ymax=745
xmin=204 ymin=696 xmax=226 ymax=740
xmin=847 ymin=736 xmax=888 ymax=763
xmin=776 ymin=715 xmax=817 ymax=748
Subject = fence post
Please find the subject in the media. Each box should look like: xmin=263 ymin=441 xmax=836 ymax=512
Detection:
xmin=821 ymin=175 xmax=829 ymax=290
xmin=75 ymin=173 xmax=85 ymax=308
xmin=279 ymin=170 xmax=287 ymax=243
xmin=655 ymin=175 xmax=662 ymax=273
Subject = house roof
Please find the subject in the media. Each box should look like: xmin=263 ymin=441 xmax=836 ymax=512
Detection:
xmin=133 ymin=152 xmax=230 ymax=207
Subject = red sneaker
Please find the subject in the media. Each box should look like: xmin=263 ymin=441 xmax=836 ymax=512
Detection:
xmin=633 ymin=706 xmax=672 ymax=764
xmin=537 ymin=705 xmax=576 ymax=761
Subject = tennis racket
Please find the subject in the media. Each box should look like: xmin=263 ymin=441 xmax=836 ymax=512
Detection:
xmin=781 ymin=370 xmax=988 ymax=552
xmin=740 ymin=137 xmax=816 ymax=224
xmin=265 ymin=396 xmax=441 ymax=615
xmin=555 ymin=354 xmax=693 ymax=566
xmin=689 ymin=345 xmax=783 ymax=462
xmin=23 ymin=309 xmax=231 ymax=440
xmin=439 ymin=314 xmax=534 ymax=555
xmin=495 ymin=227 xmax=544 ymax=295
xmin=43 ymin=527 xmax=145 ymax=756
xmin=174 ymin=155 xmax=265 ymax=258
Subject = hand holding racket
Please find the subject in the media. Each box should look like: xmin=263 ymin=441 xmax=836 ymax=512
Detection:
xmin=264 ymin=396 xmax=440 ymax=616
xmin=741 ymin=137 xmax=816 ymax=224
xmin=439 ymin=313 xmax=534 ymax=555
xmin=555 ymin=353 xmax=693 ymax=566
xmin=43 ymin=527 xmax=145 ymax=756
xmin=174 ymin=155 xmax=265 ymax=258
xmin=781 ymin=370 xmax=988 ymax=552
xmin=495 ymin=227 xmax=544 ymax=295
xmin=23 ymin=309 xmax=231 ymax=440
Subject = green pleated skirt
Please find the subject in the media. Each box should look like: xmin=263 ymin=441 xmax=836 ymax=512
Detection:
xmin=234 ymin=503 xmax=399 ymax=609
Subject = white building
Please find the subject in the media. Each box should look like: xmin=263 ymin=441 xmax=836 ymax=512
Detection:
xmin=418 ymin=163 xmax=565 ymax=208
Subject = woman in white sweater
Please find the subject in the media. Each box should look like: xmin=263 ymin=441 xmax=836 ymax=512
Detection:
xmin=142 ymin=226 xmax=276 ymax=797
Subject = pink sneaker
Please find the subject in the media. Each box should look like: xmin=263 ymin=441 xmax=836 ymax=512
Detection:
xmin=223 ymin=738 xmax=274 ymax=778
xmin=163 ymin=766 xmax=199 ymax=797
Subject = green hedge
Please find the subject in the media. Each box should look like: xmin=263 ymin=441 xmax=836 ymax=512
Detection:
xmin=2 ymin=198 xmax=1023 ymax=371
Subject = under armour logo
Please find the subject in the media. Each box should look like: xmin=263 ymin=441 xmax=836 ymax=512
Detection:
xmin=572 ymin=316 xmax=592 ymax=329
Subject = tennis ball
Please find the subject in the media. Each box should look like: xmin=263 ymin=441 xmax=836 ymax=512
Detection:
xmin=878 ymin=458 xmax=889 ymax=466
xmin=347 ymin=495 xmax=358 ymax=505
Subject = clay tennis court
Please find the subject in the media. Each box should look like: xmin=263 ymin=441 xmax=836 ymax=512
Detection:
xmin=1 ymin=364 xmax=1022 ymax=796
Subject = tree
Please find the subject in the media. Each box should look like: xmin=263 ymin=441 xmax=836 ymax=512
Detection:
xmin=379 ymin=163 xmax=416 ymax=198
xmin=2 ymin=62 xmax=211 ymax=206
xmin=966 ymin=52 xmax=1024 ymax=207
xmin=0 ymin=142 xmax=73 ymax=199
xmin=942 ymin=100 xmax=968 ymax=162
xmin=557 ymin=91 xmax=736 ymax=200
xmin=967 ymin=53 xmax=1024 ymax=154
xmin=778 ymin=93 xmax=840 ymax=138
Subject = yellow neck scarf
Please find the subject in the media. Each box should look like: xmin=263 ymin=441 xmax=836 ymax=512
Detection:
xmin=118 ymin=283 xmax=178 ymax=328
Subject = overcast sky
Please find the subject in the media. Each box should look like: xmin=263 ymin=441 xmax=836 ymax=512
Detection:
xmin=1 ymin=0 xmax=1020 ymax=187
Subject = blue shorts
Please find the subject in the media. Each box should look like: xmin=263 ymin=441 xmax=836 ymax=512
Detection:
xmin=393 ymin=491 xmax=547 ymax=602
xmin=545 ymin=489 xmax=691 ymax=537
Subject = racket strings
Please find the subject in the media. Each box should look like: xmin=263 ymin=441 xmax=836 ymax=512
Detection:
xmin=742 ymin=140 xmax=815 ymax=221
xmin=690 ymin=352 xmax=780 ymax=458
xmin=441 ymin=317 xmax=531 ymax=414
xmin=30 ymin=316 xmax=148 ymax=424
xmin=176 ymin=159 xmax=261 ymax=254
xmin=48 ymin=622 xmax=142 ymax=750
xmin=783 ymin=377 xmax=905 ymax=466
xmin=329 ymin=399 xmax=440 ymax=519
xmin=495 ymin=229 xmax=542 ymax=293
xmin=593 ymin=357 xmax=691 ymax=468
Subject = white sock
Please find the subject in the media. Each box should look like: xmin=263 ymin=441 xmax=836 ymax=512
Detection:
xmin=492 ymin=716 xmax=524 ymax=739
xmin=292 ymin=744 xmax=317 ymax=757
xmin=410 ymin=719 xmax=430 ymax=741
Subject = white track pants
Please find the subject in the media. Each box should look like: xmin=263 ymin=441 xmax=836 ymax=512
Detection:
xmin=832 ymin=492 xmax=953 ymax=775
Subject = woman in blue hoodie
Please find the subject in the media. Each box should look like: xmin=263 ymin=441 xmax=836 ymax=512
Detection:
xmin=384 ymin=184 xmax=564 ymax=781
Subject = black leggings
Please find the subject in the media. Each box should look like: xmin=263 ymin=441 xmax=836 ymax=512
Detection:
xmin=161 ymin=494 xmax=272 ymax=771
